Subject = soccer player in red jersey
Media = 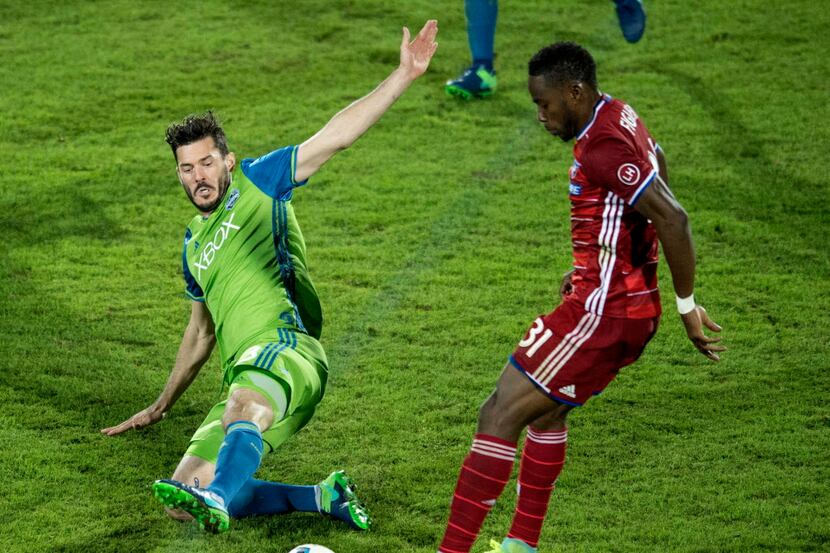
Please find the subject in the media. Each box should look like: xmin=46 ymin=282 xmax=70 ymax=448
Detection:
xmin=437 ymin=42 xmax=726 ymax=553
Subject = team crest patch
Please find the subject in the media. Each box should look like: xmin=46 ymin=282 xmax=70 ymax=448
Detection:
xmin=569 ymin=182 xmax=583 ymax=195
xmin=225 ymin=188 xmax=240 ymax=210
xmin=193 ymin=241 xmax=200 ymax=251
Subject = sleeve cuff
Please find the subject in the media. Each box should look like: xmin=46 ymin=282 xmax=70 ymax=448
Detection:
xmin=629 ymin=168 xmax=657 ymax=206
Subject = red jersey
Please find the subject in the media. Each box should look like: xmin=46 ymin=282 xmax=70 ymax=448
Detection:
xmin=566 ymin=94 xmax=661 ymax=319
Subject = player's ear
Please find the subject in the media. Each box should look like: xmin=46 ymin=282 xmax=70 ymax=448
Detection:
xmin=226 ymin=152 xmax=236 ymax=172
xmin=569 ymin=81 xmax=583 ymax=102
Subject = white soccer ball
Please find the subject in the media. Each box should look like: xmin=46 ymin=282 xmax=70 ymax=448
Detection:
xmin=288 ymin=545 xmax=335 ymax=553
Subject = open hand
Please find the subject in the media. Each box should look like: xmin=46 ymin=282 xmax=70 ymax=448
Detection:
xmin=399 ymin=20 xmax=438 ymax=80
xmin=101 ymin=404 xmax=166 ymax=436
xmin=680 ymin=305 xmax=726 ymax=362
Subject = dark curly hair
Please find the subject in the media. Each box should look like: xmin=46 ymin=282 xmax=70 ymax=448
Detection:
xmin=164 ymin=111 xmax=229 ymax=159
xmin=528 ymin=42 xmax=598 ymax=90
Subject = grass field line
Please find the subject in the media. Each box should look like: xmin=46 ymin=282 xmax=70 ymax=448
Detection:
xmin=325 ymin=116 xmax=536 ymax=371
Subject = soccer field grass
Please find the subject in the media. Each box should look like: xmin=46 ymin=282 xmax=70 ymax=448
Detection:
xmin=1 ymin=1 xmax=828 ymax=551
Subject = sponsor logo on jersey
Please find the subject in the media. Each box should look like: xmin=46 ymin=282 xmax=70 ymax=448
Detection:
xmin=619 ymin=104 xmax=638 ymax=136
xmin=192 ymin=212 xmax=241 ymax=278
xmin=569 ymin=182 xmax=583 ymax=195
xmin=558 ymin=384 xmax=577 ymax=398
xmin=617 ymin=163 xmax=641 ymax=186
xmin=225 ymin=188 xmax=240 ymax=210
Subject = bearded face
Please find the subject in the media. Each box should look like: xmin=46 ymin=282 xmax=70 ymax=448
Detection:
xmin=175 ymin=136 xmax=236 ymax=215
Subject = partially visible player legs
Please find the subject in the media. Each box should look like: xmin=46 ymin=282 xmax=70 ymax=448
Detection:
xmin=438 ymin=364 xmax=567 ymax=553
xmin=162 ymin=455 xmax=217 ymax=521
xmin=154 ymin=385 xmax=275 ymax=532
xmin=158 ymin=451 xmax=369 ymax=529
xmin=502 ymin=409 xmax=570 ymax=551
xmin=446 ymin=0 xmax=499 ymax=99
xmin=613 ymin=0 xmax=647 ymax=43
xmin=153 ymin=346 xmax=370 ymax=533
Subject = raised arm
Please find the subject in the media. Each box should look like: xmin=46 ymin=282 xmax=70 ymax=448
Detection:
xmin=101 ymin=301 xmax=216 ymax=435
xmin=294 ymin=20 xmax=438 ymax=182
xmin=634 ymin=156 xmax=725 ymax=362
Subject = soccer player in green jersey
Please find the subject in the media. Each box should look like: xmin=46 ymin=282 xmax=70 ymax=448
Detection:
xmin=101 ymin=20 xmax=439 ymax=534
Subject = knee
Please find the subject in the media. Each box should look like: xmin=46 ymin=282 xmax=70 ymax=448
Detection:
xmin=477 ymin=393 xmax=499 ymax=427
xmin=477 ymin=391 xmax=525 ymax=438
xmin=223 ymin=388 xmax=274 ymax=430
xmin=531 ymin=403 xmax=571 ymax=431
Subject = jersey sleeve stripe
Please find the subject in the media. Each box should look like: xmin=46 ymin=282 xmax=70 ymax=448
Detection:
xmin=184 ymin=290 xmax=206 ymax=302
xmin=629 ymin=168 xmax=657 ymax=206
xmin=289 ymin=145 xmax=308 ymax=187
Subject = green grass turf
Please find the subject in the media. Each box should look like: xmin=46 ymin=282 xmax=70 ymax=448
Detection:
xmin=1 ymin=0 xmax=828 ymax=551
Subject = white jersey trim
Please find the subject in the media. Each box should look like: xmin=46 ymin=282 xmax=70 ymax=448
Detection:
xmin=585 ymin=192 xmax=624 ymax=316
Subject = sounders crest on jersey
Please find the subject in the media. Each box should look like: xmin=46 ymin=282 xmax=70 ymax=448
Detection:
xmin=288 ymin=545 xmax=335 ymax=553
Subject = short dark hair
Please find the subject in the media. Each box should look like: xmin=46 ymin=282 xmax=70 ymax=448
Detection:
xmin=164 ymin=111 xmax=229 ymax=159
xmin=528 ymin=42 xmax=597 ymax=89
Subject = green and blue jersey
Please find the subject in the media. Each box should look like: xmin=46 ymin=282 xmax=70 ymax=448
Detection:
xmin=182 ymin=145 xmax=323 ymax=367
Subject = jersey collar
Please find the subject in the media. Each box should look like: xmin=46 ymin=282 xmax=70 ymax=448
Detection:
xmin=576 ymin=93 xmax=611 ymax=142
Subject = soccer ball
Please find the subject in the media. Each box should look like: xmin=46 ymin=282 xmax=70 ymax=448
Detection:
xmin=288 ymin=546 xmax=335 ymax=553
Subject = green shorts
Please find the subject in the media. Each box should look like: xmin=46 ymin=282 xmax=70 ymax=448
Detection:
xmin=185 ymin=329 xmax=328 ymax=463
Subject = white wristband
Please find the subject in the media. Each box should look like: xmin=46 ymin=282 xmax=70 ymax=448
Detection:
xmin=676 ymin=294 xmax=696 ymax=315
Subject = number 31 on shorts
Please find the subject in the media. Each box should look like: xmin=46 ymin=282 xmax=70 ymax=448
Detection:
xmin=519 ymin=317 xmax=553 ymax=357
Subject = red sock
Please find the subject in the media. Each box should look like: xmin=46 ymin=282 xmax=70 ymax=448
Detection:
xmin=506 ymin=427 xmax=568 ymax=548
xmin=438 ymin=434 xmax=517 ymax=553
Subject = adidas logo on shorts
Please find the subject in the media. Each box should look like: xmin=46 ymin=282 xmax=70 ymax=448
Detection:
xmin=558 ymin=384 xmax=576 ymax=398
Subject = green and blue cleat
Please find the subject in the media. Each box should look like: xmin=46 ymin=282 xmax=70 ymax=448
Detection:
xmin=317 ymin=470 xmax=372 ymax=531
xmin=152 ymin=479 xmax=230 ymax=534
xmin=486 ymin=538 xmax=538 ymax=553
xmin=445 ymin=64 xmax=498 ymax=99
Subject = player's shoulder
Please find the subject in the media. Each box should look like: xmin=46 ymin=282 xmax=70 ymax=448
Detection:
xmin=582 ymin=95 xmax=650 ymax=152
xmin=592 ymin=96 xmax=636 ymax=136
xmin=240 ymin=145 xmax=296 ymax=173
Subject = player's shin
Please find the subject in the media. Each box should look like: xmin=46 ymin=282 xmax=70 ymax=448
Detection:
xmin=227 ymin=479 xmax=318 ymax=518
xmin=506 ymin=427 xmax=568 ymax=548
xmin=207 ymin=421 xmax=264 ymax=505
xmin=438 ymin=434 xmax=517 ymax=553
xmin=465 ymin=0 xmax=498 ymax=69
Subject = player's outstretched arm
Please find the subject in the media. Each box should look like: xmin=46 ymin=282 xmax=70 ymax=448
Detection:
xmin=294 ymin=19 xmax=439 ymax=182
xmin=101 ymin=301 xmax=216 ymax=436
xmin=634 ymin=174 xmax=726 ymax=362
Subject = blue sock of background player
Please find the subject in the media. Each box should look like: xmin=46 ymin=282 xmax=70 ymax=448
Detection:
xmin=445 ymin=0 xmax=499 ymax=98
xmin=447 ymin=0 xmax=645 ymax=99
xmin=467 ymin=0 xmax=498 ymax=71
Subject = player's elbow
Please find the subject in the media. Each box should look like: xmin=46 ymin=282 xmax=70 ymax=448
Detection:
xmin=652 ymin=203 xmax=690 ymax=240
xmin=671 ymin=205 xmax=689 ymax=229
xmin=654 ymin=200 xmax=688 ymax=230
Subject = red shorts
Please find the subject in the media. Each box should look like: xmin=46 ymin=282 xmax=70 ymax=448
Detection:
xmin=510 ymin=299 xmax=659 ymax=406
